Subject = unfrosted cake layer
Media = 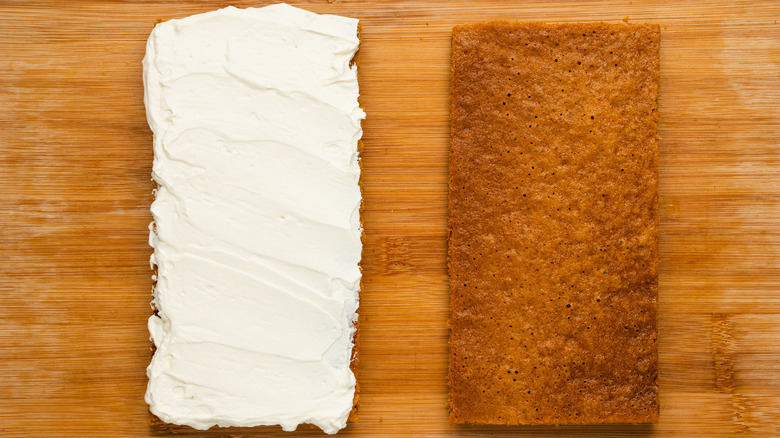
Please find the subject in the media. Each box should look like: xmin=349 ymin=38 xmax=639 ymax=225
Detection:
xmin=143 ymin=4 xmax=363 ymax=434
xmin=448 ymin=22 xmax=660 ymax=425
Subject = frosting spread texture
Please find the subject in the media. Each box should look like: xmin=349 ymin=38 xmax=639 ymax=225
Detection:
xmin=143 ymin=4 xmax=363 ymax=434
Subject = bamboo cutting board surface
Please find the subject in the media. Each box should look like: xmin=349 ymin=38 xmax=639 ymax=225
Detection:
xmin=1 ymin=1 xmax=779 ymax=436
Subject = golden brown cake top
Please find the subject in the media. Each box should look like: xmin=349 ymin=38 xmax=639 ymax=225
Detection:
xmin=449 ymin=21 xmax=660 ymax=425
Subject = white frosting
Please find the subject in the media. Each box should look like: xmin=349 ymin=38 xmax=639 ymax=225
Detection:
xmin=143 ymin=4 xmax=363 ymax=434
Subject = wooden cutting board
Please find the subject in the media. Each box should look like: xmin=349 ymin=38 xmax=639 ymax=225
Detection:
xmin=1 ymin=1 xmax=779 ymax=436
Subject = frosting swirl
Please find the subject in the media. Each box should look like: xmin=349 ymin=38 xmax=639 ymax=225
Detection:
xmin=143 ymin=4 xmax=363 ymax=434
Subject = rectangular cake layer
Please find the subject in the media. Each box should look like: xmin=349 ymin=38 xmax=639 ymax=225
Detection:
xmin=144 ymin=4 xmax=363 ymax=434
xmin=449 ymin=22 xmax=660 ymax=425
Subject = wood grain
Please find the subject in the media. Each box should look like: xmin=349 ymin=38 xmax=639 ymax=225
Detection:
xmin=1 ymin=1 xmax=779 ymax=436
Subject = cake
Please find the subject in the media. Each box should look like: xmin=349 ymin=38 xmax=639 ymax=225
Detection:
xmin=448 ymin=22 xmax=660 ymax=424
xmin=143 ymin=4 xmax=364 ymax=434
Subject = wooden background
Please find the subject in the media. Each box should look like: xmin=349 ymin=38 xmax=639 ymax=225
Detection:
xmin=1 ymin=0 xmax=779 ymax=436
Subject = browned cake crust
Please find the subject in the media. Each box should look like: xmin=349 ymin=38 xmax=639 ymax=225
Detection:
xmin=349 ymin=22 xmax=364 ymax=422
xmin=448 ymin=22 xmax=660 ymax=425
